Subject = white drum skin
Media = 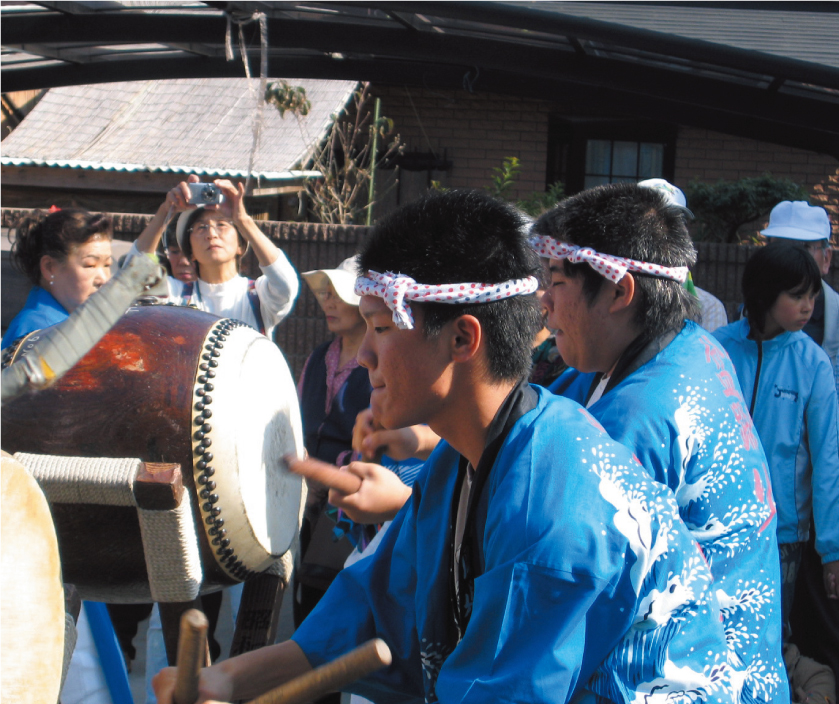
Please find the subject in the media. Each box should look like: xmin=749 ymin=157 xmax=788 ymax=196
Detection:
xmin=1 ymin=451 xmax=65 ymax=704
xmin=190 ymin=317 xmax=304 ymax=578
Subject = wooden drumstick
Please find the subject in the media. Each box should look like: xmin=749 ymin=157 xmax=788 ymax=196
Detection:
xmin=285 ymin=455 xmax=363 ymax=495
xmin=249 ymin=638 xmax=392 ymax=704
xmin=173 ymin=609 xmax=209 ymax=704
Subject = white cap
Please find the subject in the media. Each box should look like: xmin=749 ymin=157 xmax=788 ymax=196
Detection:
xmin=761 ymin=201 xmax=831 ymax=242
xmin=301 ymin=256 xmax=360 ymax=306
xmin=637 ymin=178 xmax=694 ymax=219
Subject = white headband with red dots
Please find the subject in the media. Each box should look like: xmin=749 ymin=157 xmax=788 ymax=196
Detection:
xmin=354 ymin=270 xmax=540 ymax=330
xmin=529 ymin=235 xmax=688 ymax=284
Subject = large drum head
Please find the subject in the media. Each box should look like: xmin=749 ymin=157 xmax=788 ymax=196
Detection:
xmin=196 ymin=316 xmax=303 ymax=573
xmin=1 ymin=452 xmax=65 ymax=704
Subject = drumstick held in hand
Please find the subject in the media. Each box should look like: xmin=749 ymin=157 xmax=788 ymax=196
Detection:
xmin=285 ymin=455 xmax=363 ymax=495
xmin=250 ymin=638 xmax=392 ymax=704
xmin=173 ymin=609 xmax=209 ymax=704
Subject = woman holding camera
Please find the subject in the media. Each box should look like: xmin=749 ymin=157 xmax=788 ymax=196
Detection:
xmin=132 ymin=177 xmax=300 ymax=700
xmin=129 ymin=176 xmax=299 ymax=339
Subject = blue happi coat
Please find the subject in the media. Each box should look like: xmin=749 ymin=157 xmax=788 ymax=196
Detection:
xmin=2 ymin=285 xmax=69 ymax=348
xmin=551 ymin=321 xmax=787 ymax=704
xmin=293 ymin=386 xmax=732 ymax=704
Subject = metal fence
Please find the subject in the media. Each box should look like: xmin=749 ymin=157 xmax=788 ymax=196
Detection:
xmin=3 ymin=208 xmax=837 ymax=379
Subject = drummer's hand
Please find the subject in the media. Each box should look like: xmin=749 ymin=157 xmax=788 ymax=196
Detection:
xmin=152 ymin=664 xmax=234 ymax=704
xmin=353 ymin=409 xmax=440 ymax=462
xmin=328 ymin=461 xmax=412 ymax=524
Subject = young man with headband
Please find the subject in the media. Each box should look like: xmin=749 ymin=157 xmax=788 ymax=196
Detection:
xmin=533 ymin=183 xmax=787 ymax=704
xmin=154 ymin=190 xmax=732 ymax=704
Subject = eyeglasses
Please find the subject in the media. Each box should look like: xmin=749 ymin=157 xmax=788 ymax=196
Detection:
xmin=190 ymin=221 xmax=236 ymax=237
xmin=802 ymin=241 xmax=829 ymax=254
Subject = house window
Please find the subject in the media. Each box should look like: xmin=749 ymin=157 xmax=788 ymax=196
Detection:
xmin=584 ymin=140 xmax=664 ymax=189
xmin=547 ymin=118 xmax=676 ymax=195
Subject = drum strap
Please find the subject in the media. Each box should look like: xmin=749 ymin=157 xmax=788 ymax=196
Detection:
xmin=246 ymin=280 xmax=265 ymax=335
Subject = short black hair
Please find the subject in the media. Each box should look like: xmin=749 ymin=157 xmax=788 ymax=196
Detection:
xmin=359 ymin=189 xmax=542 ymax=382
xmin=532 ymin=182 xmax=700 ymax=338
xmin=742 ymin=243 xmax=822 ymax=333
xmin=11 ymin=208 xmax=112 ymax=286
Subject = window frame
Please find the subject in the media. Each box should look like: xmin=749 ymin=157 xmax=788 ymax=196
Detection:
xmin=547 ymin=117 xmax=677 ymax=195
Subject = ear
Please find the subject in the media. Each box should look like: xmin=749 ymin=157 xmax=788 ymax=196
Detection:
xmin=822 ymin=246 xmax=833 ymax=277
xmin=606 ymin=272 xmax=637 ymax=314
xmin=449 ymin=314 xmax=482 ymax=364
xmin=40 ymin=254 xmax=57 ymax=284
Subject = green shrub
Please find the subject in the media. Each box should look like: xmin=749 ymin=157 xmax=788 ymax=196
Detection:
xmin=486 ymin=156 xmax=522 ymax=199
xmin=686 ymin=174 xmax=809 ymax=243
xmin=517 ymin=181 xmax=565 ymax=217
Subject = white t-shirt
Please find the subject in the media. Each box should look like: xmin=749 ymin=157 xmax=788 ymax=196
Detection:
xmin=126 ymin=242 xmax=299 ymax=339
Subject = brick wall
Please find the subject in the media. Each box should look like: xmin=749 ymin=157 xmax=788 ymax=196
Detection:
xmin=372 ymin=85 xmax=551 ymax=202
xmin=674 ymin=127 xmax=838 ymax=241
xmin=371 ymin=89 xmax=839 ymax=243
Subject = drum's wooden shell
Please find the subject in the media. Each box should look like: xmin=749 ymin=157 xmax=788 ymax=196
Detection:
xmin=1 ymin=452 xmax=65 ymax=704
xmin=1 ymin=306 xmax=277 ymax=599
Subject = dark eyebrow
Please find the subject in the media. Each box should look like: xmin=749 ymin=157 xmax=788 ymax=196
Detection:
xmin=548 ymin=263 xmax=563 ymax=273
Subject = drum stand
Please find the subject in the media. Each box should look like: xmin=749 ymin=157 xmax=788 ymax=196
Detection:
xmin=158 ymin=558 xmax=293 ymax=666
xmin=12 ymin=451 xmax=298 ymax=668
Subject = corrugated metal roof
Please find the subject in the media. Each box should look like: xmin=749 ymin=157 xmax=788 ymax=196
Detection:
xmin=539 ymin=2 xmax=839 ymax=70
xmin=0 ymin=77 xmax=358 ymax=179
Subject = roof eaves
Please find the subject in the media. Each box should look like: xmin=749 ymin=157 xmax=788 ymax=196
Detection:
xmin=1 ymin=157 xmax=322 ymax=180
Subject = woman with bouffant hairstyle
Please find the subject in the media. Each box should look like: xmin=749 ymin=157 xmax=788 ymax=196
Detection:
xmin=2 ymin=207 xmax=113 ymax=347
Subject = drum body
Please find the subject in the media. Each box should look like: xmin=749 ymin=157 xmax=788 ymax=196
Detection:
xmin=1 ymin=305 xmax=304 ymax=602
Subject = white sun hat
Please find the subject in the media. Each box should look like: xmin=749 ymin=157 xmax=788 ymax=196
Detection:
xmin=301 ymin=256 xmax=361 ymax=306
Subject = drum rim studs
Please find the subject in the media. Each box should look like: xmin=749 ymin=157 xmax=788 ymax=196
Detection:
xmin=190 ymin=318 xmax=258 ymax=583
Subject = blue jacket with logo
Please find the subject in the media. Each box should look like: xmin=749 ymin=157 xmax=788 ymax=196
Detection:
xmin=714 ymin=319 xmax=839 ymax=562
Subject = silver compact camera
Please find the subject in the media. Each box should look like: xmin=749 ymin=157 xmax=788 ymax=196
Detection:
xmin=188 ymin=183 xmax=225 ymax=206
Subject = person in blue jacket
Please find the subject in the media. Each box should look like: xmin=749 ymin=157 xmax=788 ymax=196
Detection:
xmin=533 ymin=183 xmax=787 ymax=704
xmin=1 ymin=206 xmax=133 ymax=704
xmin=154 ymin=189 xmax=733 ymax=704
xmin=2 ymin=206 xmax=113 ymax=348
xmin=713 ymin=243 xmax=839 ymax=638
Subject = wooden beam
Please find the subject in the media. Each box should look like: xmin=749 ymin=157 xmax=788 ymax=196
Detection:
xmin=1 ymin=166 xmax=193 ymax=194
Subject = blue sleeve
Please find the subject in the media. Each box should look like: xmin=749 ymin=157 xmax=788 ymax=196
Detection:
xmin=808 ymin=353 xmax=839 ymax=562
xmin=292 ymin=494 xmax=426 ymax=704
